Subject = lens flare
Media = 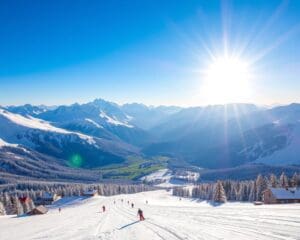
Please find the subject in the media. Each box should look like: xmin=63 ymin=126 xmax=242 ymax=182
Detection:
xmin=69 ymin=154 xmax=83 ymax=168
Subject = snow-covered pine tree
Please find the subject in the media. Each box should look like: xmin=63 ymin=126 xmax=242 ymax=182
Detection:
xmin=269 ymin=174 xmax=278 ymax=187
xmin=256 ymin=175 xmax=268 ymax=201
xmin=0 ymin=200 xmax=6 ymax=215
xmin=229 ymin=183 xmax=237 ymax=201
xmin=14 ymin=196 xmax=24 ymax=215
xmin=279 ymin=172 xmax=289 ymax=188
xmin=3 ymin=193 xmax=14 ymax=215
xmin=291 ymin=173 xmax=300 ymax=187
xmin=22 ymin=199 xmax=30 ymax=214
xmin=213 ymin=181 xmax=227 ymax=203
xmin=28 ymin=198 xmax=35 ymax=212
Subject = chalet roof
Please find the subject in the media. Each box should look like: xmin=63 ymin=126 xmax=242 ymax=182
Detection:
xmin=28 ymin=205 xmax=48 ymax=215
xmin=42 ymin=192 xmax=56 ymax=199
xmin=35 ymin=205 xmax=48 ymax=213
xmin=83 ymin=189 xmax=97 ymax=194
xmin=270 ymin=188 xmax=300 ymax=200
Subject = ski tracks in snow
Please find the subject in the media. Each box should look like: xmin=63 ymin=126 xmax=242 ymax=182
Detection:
xmin=113 ymin=202 xmax=194 ymax=240
xmin=1 ymin=190 xmax=300 ymax=240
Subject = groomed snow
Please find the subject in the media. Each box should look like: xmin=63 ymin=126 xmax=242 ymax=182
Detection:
xmin=141 ymin=169 xmax=171 ymax=182
xmin=141 ymin=169 xmax=198 ymax=187
xmin=1 ymin=190 xmax=300 ymax=240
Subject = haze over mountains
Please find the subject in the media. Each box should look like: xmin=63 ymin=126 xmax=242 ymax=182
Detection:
xmin=1 ymin=98 xmax=300 ymax=181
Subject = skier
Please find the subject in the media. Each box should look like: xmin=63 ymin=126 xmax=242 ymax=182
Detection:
xmin=102 ymin=205 xmax=106 ymax=212
xmin=137 ymin=208 xmax=145 ymax=221
xmin=131 ymin=203 xmax=134 ymax=208
xmin=114 ymin=200 xmax=116 ymax=204
xmin=58 ymin=207 xmax=61 ymax=213
xmin=146 ymin=200 xmax=148 ymax=204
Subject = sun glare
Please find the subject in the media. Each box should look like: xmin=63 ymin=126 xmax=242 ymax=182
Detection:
xmin=201 ymin=56 xmax=252 ymax=104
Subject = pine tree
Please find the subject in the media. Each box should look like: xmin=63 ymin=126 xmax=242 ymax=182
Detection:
xmin=269 ymin=174 xmax=277 ymax=187
xmin=3 ymin=193 xmax=14 ymax=215
xmin=0 ymin=201 xmax=6 ymax=215
xmin=28 ymin=199 xmax=35 ymax=211
xmin=291 ymin=173 xmax=299 ymax=187
xmin=279 ymin=172 xmax=289 ymax=188
xmin=13 ymin=196 xmax=24 ymax=215
xmin=213 ymin=181 xmax=227 ymax=203
xmin=256 ymin=175 xmax=268 ymax=201
xmin=248 ymin=181 xmax=255 ymax=201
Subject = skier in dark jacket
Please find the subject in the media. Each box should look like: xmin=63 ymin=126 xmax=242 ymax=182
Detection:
xmin=137 ymin=208 xmax=145 ymax=221
xmin=102 ymin=205 xmax=106 ymax=212
xmin=131 ymin=203 xmax=134 ymax=208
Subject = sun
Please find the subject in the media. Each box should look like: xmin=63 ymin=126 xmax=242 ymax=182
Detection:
xmin=201 ymin=56 xmax=252 ymax=104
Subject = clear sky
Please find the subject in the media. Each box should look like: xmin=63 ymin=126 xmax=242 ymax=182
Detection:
xmin=1 ymin=0 xmax=300 ymax=106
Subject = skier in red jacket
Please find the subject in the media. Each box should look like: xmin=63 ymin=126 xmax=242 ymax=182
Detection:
xmin=137 ymin=208 xmax=145 ymax=221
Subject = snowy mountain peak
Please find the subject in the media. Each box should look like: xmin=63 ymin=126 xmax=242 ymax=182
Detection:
xmin=99 ymin=110 xmax=133 ymax=128
xmin=0 ymin=108 xmax=96 ymax=144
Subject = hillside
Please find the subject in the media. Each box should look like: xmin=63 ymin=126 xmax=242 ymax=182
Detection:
xmin=0 ymin=138 xmax=100 ymax=183
xmin=1 ymin=100 xmax=300 ymax=181
xmin=0 ymin=108 xmax=137 ymax=168
xmin=1 ymin=190 xmax=300 ymax=240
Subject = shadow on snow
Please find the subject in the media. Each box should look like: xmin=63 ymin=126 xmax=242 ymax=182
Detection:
xmin=118 ymin=220 xmax=140 ymax=230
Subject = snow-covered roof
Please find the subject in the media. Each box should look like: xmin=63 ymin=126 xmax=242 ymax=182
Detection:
xmin=270 ymin=188 xmax=300 ymax=200
xmin=42 ymin=192 xmax=55 ymax=199
xmin=83 ymin=190 xmax=97 ymax=194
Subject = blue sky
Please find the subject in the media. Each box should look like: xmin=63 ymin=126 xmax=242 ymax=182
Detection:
xmin=1 ymin=0 xmax=300 ymax=106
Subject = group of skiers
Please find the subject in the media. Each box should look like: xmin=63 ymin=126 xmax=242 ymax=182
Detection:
xmin=56 ymin=198 xmax=146 ymax=222
xmin=100 ymin=199 xmax=146 ymax=221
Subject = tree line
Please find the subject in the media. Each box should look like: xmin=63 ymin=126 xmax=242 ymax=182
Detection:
xmin=0 ymin=182 xmax=154 ymax=216
xmin=173 ymin=172 xmax=300 ymax=203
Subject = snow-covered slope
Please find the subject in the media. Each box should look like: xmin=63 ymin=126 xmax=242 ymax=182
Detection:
xmin=255 ymin=124 xmax=300 ymax=165
xmin=0 ymin=108 xmax=137 ymax=168
xmin=38 ymin=99 xmax=150 ymax=146
xmin=141 ymin=169 xmax=199 ymax=187
xmin=0 ymin=142 xmax=100 ymax=182
xmin=0 ymin=138 xmax=18 ymax=148
xmin=0 ymin=108 xmax=95 ymax=143
xmin=5 ymin=104 xmax=52 ymax=117
xmin=1 ymin=190 xmax=300 ymax=240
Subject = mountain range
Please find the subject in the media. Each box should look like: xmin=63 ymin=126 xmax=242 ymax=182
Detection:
xmin=1 ymin=99 xmax=300 ymax=182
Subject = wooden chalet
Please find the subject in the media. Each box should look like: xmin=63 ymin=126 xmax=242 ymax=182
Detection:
xmin=36 ymin=192 xmax=61 ymax=205
xmin=28 ymin=205 xmax=48 ymax=215
xmin=83 ymin=189 xmax=98 ymax=197
xmin=263 ymin=187 xmax=300 ymax=204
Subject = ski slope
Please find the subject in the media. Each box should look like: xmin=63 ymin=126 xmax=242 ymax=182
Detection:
xmin=1 ymin=190 xmax=300 ymax=240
